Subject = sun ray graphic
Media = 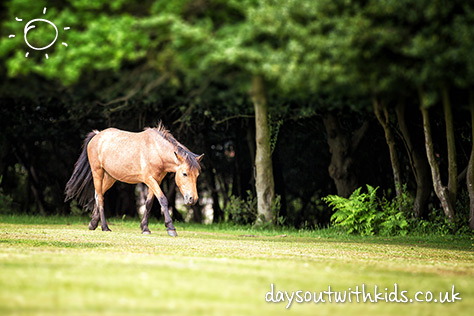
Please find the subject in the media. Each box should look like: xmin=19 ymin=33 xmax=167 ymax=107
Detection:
xmin=8 ymin=7 xmax=70 ymax=60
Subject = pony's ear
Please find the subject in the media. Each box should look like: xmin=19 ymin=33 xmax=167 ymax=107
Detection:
xmin=174 ymin=152 xmax=185 ymax=163
xmin=196 ymin=154 xmax=204 ymax=162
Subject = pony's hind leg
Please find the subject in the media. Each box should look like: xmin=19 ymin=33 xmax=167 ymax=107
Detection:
xmin=89 ymin=199 xmax=100 ymax=230
xmin=97 ymin=196 xmax=111 ymax=232
xmin=90 ymin=168 xmax=115 ymax=232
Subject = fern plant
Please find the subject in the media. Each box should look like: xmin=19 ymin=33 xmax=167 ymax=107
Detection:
xmin=323 ymin=185 xmax=380 ymax=235
xmin=323 ymin=185 xmax=411 ymax=236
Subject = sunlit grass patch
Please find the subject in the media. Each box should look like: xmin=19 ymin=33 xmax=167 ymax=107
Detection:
xmin=0 ymin=215 xmax=472 ymax=316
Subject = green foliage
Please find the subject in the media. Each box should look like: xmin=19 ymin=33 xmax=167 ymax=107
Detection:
xmin=323 ymin=185 xmax=381 ymax=236
xmin=378 ymin=186 xmax=412 ymax=236
xmin=2 ymin=0 xmax=473 ymax=92
xmin=271 ymin=194 xmax=284 ymax=226
xmin=0 ymin=188 xmax=14 ymax=215
xmin=410 ymin=211 xmax=471 ymax=237
xmin=1 ymin=0 xmax=150 ymax=85
xmin=2 ymin=0 xmax=474 ymax=96
xmin=225 ymin=191 xmax=257 ymax=225
xmin=224 ymin=192 xmax=283 ymax=227
xmin=268 ymin=114 xmax=283 ymax=154
xmin=323 ymin=185 xmax=412 ymax=236
xmin=410 ymin=191 xmax=472 ymax=237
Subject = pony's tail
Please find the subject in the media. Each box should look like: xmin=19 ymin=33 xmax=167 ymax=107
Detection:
xmin=64 ymin=131 xmax=98 ymax=211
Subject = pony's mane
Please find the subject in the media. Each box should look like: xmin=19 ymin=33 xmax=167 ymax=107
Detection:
xmin=147 ymin=122 xmax=201 ymax=171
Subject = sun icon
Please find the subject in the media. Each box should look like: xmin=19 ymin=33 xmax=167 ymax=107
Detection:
xmin=8 ymin=7 xmax=70 ymax=59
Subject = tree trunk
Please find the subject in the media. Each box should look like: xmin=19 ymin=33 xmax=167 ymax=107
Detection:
xmin=395 ymin=102 xmax=431 ymax=218
xmin=467 ymin=91 xmax=474 ymax=230
xmin=250 ymin=75 xmax=275 ymax=224
xmin=419 ymin=88 xmax=455 ymax=221
xmin=322 ymin=112 xmax=369 ymax=198
xmin=373 ymin=97 xmax=402 ymax=198
xmin=441 ymin=85 xmax=457 ymax=205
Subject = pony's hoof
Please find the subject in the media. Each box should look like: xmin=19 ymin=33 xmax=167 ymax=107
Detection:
xmin=102 ymin=227 xmax=112 ymax=232
xmin=167 ymin=229 xmax=178 ymax=237
xmin=88 ymin=223 xmax=98 ymax=230
xmin=142 ymin=230 xmax=151 ymax=235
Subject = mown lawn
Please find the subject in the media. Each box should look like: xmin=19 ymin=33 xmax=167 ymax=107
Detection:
xmin=0 ymin=215 xmax=472 ymax=316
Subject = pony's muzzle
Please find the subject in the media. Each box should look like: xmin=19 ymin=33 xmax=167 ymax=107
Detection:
xmin=184 ymin=195 xmax=196 ymax=206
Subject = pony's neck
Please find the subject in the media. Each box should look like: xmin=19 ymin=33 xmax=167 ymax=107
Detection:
xmin=153 ymin=135 xmax=179 ymax=174
xmin=162 ymin=156 xmax=179 ymax=174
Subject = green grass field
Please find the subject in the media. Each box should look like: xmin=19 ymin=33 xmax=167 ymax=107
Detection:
xmin=0 ymin=215 xmax=472 ymax=316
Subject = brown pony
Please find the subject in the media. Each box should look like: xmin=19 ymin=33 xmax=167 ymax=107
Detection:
xmin=65 ymin=123 xmax=203 ymax=236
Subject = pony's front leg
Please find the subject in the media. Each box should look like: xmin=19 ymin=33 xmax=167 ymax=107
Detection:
xmin=140 ymin=189 xmax=154 ymax=234
xmin=146 ymin=179 xmax=177 ymax=237
xmin=159 ymin=194 xmax=177 ymax=237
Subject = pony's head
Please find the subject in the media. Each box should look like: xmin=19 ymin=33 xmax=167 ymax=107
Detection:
xmin=174 ymin=152 xmax=203 ymax=206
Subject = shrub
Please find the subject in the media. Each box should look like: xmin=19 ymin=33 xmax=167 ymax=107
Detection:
xmin=271 ymin=195 xmax=284 ymax=226
xmin=0 ymin=188 xmax=14 ymax=215
xmin=409 ymin=190 xmax=472 ymax=236
xmin=225 ymin=191 xmax=257 ymax=225
xmin=225 ymin=192 xmax=283 ymax=226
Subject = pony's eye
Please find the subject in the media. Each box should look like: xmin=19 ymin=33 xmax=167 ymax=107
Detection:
xmin=183 ymin=173 xmax=188 ymax=177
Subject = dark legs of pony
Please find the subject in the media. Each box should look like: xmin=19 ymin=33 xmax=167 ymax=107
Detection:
xmin=89 ymin=206 xmax=99 ymax=230
xmin=88 ymin=176 xmax=177 ymax=236
xmin=142 ymin=178 xmax=177 ymax=237
xmin=86 ymin=158 xmax=177 ymax=236
xmin=88 ymin=195 xmax=111 ymax=232
xmin=140 ymin=189 xmax=154 ymax=234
